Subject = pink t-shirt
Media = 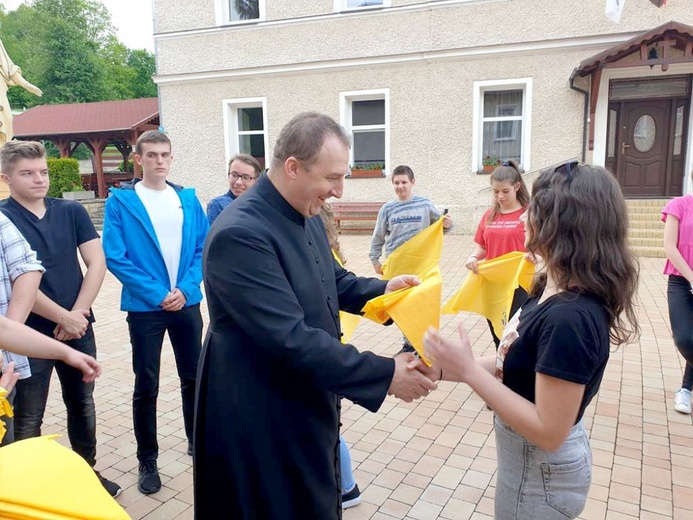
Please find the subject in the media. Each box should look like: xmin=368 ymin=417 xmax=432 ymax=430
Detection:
xmin=661 ymin=195 xmax=693 ymax=276
xmin=474 ymin=207 xmax=526 ymax=260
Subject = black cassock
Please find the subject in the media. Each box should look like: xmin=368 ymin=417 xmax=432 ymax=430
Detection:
xmin=194 ymin=175 xmax=394 ymax=519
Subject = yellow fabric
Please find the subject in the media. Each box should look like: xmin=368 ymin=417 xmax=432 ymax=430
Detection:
xmin=332 ymin=249 xmax=362 ymax=344
xmin=381 ymin=218 xmax=444 ymax=279
xmin=442 ymin=252 xmax=535 ymax=338
xmin=0 ymin=386 xmax=12 ymax=444
xmin=0 ymin=435 xmax=131 ymax=520
xmin=362 ymin=265 xmax=442 ymax=365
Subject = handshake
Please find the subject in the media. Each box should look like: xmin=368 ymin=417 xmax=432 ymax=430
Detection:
xmin=386 ymin=351 xmax=440 ymax=403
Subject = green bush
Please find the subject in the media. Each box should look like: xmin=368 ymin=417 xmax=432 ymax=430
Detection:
xmin=118 ymin=159 xmax=134 ymax=172
xmin=47 ymin=158 xmax=83 ymax=198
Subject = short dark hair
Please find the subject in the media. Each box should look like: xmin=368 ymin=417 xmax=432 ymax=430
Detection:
xmin=136 ymin=130 xmax=171 ymax=156
xmin=0 ymin=141 xmax=46 ymax=175
xmin=271 ymin=112 xmax=350 ymax=172
xmin=228 ymin=153 xmax=262 ymax=176
xmin=391 ymin=165 xmax=414 ymax=181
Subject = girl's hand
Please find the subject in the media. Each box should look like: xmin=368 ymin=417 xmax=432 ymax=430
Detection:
xmin=465 ymin=256 xmax=479 ymax=274
xmin=0 ymin=361 xmax=19 ymax=394
xmin=423 ymin=324 xmax=477 ymax=383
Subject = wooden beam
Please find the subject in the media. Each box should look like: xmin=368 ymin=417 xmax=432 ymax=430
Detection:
xmin=85 ymin=137 xmax=109 ymax=199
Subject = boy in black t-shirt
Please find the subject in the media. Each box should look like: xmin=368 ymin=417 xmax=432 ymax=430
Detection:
xmin=0 ymin=141 xmax=121 ymax=498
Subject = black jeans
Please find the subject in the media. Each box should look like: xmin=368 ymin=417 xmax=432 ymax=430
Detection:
xmin=127 ymin=303 xmax=202 ymax=462
xmin=14 ymin=324 xmax=97 ymax=466
xmin=667 ymin=275 xmax=693 ymax=390
xmin=488 ymin=287 xmax=529 ymax=349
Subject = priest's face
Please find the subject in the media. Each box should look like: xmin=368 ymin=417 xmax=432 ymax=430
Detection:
xmin=295 ymin=134 xmax=349 ymax=217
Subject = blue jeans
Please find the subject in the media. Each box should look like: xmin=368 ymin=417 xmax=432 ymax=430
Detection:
xmin=667 ymin=275 xmax=693 ymax=390
xmin=494 ymin=416 xmax=591 ymax=520
xmin=127 ymin=304 xmax=202 ymax=462
xmin=13 ymin=325 xmax=97 ymax=466
xmin=339 ymin=435 xmax=355 ymax=493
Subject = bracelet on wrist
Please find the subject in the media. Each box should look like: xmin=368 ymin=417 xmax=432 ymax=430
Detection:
xmin=468 ymin=255 xmax=477 ymax=260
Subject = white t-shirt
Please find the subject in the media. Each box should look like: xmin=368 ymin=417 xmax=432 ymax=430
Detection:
xmin=135 ymin=182 xmax=183 ymax=291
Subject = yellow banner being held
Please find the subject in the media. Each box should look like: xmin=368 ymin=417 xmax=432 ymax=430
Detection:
xmin=0 ymin=435 xmax=131 ymax=520
xmin=442 ymin=251 xmax=534 ymax=338
xmin=362 ymin=265 xmax=442 ymax=365
xmin=381 ymin=218 xmax=444 ymax=279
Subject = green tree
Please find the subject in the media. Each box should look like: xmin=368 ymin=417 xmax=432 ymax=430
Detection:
xmin=126 ymin=49 xmax=157 ymax=98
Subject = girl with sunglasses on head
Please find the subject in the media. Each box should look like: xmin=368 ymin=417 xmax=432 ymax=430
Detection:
xmin=421 ymin=163 xmax=639 ymax=520
xmin=662 ymin=170 xmax=693 ymax=415
xmin=466 ymin=159 xmax=531 ymax=348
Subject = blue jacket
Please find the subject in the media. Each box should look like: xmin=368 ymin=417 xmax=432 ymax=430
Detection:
xmin=102 ymin=179 xmax=209 ymax=312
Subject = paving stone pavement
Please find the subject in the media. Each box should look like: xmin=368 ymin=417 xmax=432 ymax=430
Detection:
xmin=37 ymin=234 xmax=692 ymax=519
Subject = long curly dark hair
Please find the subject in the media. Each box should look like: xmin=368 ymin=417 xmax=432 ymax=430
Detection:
xmin=525 ymin=163 xmax=640 ymax=346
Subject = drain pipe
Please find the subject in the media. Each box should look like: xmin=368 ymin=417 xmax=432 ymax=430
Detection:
xmin=569 ymin=70 xmax=589 ymax=163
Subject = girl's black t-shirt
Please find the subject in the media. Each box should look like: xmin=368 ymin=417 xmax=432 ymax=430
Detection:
xmin=496 ymin=290 xmax=610 ymax=424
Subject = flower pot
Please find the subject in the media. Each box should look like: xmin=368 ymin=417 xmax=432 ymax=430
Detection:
xmin=482 ymin=164 xmax=496 ymax=173
xmin=349 ymin=168 xmax=383 ymax=178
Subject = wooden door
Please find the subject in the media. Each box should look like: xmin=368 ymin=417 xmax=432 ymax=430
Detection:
xmin=617 ymin=100 xmax=671 ymax=197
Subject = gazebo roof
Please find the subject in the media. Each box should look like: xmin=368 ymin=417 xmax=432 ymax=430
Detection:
xmin=14 ymin=97 xmax=159 ymax=138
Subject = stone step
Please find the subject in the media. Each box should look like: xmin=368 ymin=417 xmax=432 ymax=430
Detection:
xmin=628 ymin=236 xmax=663 ymax=248
xmin=624 ymin=198 xmax=670 ymax=208
xmin=628 ymin=220 xmax=664 ymax=229
xmin=628 ymin=228 xmax=664 ymax=239
xmin=632 ymin=245 xmax=667 ymax=258
xmin=628 ymin=211 xmax=663 ymax=221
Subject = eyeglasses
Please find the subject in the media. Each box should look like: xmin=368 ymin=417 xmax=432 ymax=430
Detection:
xmin=554 ymin=160 xmax=579 ymax=182
xmin=229 ymin=173 xmax=257 ymax=183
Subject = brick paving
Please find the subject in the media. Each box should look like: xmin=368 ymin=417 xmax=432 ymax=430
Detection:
xmin=38 ymin=234 xmax=692 ymax=519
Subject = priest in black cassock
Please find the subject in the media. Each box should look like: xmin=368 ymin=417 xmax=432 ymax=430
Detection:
xmin=194 ymin=112 xmax=437 ymax=519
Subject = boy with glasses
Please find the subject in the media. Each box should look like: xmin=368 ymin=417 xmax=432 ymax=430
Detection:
xmin=207 ymin=154 xmax=262 ymax=224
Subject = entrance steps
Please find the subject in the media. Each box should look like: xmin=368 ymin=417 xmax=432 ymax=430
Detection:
xmin=626 ymin=199 xmax=669 ymax=258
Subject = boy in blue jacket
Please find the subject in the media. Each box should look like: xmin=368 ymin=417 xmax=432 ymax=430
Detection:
xmin=102 ymin=130 xmax=208 ymax=495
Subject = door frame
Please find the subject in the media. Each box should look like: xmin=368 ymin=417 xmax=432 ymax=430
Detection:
xmin=594 ymin=65 xmax=693 ymax=195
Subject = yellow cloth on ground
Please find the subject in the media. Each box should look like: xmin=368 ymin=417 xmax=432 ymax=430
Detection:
xmin=442 ymin=252 xmax=535 ymax=338
xmin=381 ymin=218 xmax=444 ymax=279
xmin=362 ymin=265 xmax=442 ymax=365
xmin=0 ymin=386 xmax=13 ymax=443
xmin=332 ymin=250 xmax=362 ymax=344
xmin=0 ymin=435 xmax=131 ymax=520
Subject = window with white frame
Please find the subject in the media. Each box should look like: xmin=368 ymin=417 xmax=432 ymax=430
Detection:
xmin=335 ymin=0 xmax=390 ymax=12
xmin=217 ymin=0 xmax=265 ymax=24
xmin=223 ymin=98 xmax=268 ymax=169
xmin=340 ymin=90 xmax=389 ymax=172
xmin=473 ymin=79 xmax=532 ymax=171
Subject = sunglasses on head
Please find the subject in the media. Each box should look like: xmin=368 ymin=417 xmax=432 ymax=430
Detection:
xmin=554 ymin=160 xmax=580 ymax=182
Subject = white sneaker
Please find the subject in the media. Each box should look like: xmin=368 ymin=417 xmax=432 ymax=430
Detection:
xmin=674 ymin=388 xmax=692 ymax=414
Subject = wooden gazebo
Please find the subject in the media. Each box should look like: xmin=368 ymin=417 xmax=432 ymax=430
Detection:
xmin=13 ymin=98 xmax=160 ymax=198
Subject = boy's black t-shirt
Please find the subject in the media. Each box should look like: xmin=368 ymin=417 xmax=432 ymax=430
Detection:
xmin=0 ymin=197 xmax=99 ymax=333
xmin=496 ymin=291 xmax=610 ymax=424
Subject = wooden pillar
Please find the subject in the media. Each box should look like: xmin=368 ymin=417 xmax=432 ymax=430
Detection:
xmin=53 ymin=138 xmax=71 ymax=158
xmin=114 ymin=141 xmax=132 ymax=174
xmin=127 ymin=131 xmax=141 ymax=179
xmin=86 ymin=137 xmax=109 ymax=199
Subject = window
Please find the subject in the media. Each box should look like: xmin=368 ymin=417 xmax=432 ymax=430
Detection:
xmin=223 ymin=98 xmax=269 ymax=169
xmin=335 ymin=0 xmax=390 ymax=12
xmin=472 ymin=79 xmax=532 ymax=172
xmin=216 ymin=0 xmax=265 ymax=25
xmin=340 ymin=89 xmax=390 ymax=173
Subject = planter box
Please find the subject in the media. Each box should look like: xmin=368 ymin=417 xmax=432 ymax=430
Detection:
xmin=62 ymin=190 xmax=96 ymax=201
xmin=349 ymin=168 xmax=384 ymax=178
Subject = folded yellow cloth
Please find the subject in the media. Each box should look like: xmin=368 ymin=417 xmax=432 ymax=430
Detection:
xmin=442 ymin=251 xmax=534 ymax=338
xmin=363 ymin=265 xmax=442 ymax=365
xmin=0 ymin=435 xmax=131 ymax=520
xmin=381 ymin=218 xmax=444 ymax=279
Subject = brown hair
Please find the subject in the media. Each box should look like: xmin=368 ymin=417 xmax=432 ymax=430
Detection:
xmin=486 ymin=159 xmax=529 ymax=224
xmin=391 ymin=165 xmax=415 ymax=182
xmin=0 ymin=141 xmax=46 ymax=175
xmin=320 ymin=203 xmax=345 ymax=264
xmin=271 ymin=112 xmax=350 ymax=173
xmin=526 ymin=163 xmax=639 ymax=346
xmin=135 ymin=130 xmax=171 ymax=156
xmin=228 ymin=153 xmax=262 ymax=177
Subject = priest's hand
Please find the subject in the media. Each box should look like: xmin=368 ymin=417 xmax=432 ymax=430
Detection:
xmin=0 ymin=361 xmax=19 ymax=394
xmin=384 ymin=275 xmax=420 ymax=294
xmin=388 ymin=352 xmax=437 ymax=402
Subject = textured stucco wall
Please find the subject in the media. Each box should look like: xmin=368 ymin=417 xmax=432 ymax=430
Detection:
xmin=154 ymin=0 xmax=693 ymax=75
xmin=158 ymin=47 xmax=588 ymax=233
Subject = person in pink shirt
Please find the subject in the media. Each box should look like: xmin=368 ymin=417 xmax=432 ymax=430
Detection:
xmin=466 ymin=160 xmax=530 ymax=348
xmin=662 ymin=181 xmax=693 ymax=414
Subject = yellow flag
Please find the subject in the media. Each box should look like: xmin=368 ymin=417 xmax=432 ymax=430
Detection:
xmin=0 ymin=435 xmax=131 ymax=520
xmin=381 ymin=218 xmax=444 ymax=279
xmin=442 ymin=252 xmax=534 ymax=338
xmin=362 ymin=265 xmax=442 ymax=365
xmin=332 ymin=250 xmax=362 ymax=343
xmin=0 ymin=386 xmax=13 ymax=444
